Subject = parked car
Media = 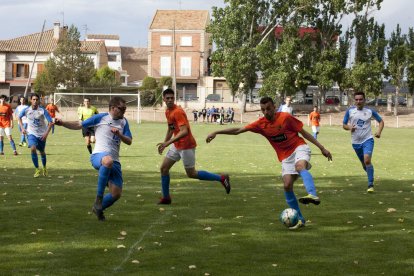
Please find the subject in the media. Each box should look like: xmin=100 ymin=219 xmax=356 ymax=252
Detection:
xmin=206 ymin=94 xmax=221 ymax=102
xmin=366 ymin=97 xmax=406 ymax=106
xmin=325 ymin=96 xmax=340 ymax=105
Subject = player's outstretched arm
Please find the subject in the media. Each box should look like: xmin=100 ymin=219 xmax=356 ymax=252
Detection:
xmin=55 ymin=119 xmax=82 ymax=130
xmin=299 ymin=128 xmax=332 ymax=161
xmin=206 ymin=127 xmax=248 ymax=143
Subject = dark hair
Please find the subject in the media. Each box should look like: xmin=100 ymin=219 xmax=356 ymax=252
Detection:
xmin=109 ymin=96 xmax=126 ymax=108
xmin=0 ymin=94 xmax=7 ymax=100
xmin=30 ymin=93 xmax=40 ymax=100
xmin=163 ymin=88 xmax=175 ymax=97
xmin=353 ymin=91 xmax=365 ymax=99
xmin=313 ymin=105 xmax=318 ymax=108
xmin=260 ymin=96 xmax=274 ymax=105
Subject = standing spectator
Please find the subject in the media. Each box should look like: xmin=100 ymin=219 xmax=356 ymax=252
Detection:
xmin=219 ymin=107 xmax=225 ymax=125
xmin=201 ymin=107 xmax=207 ymax=122
xmin=206 ymin=107 xmax=211 ymax=123
xmin=78 ymin=98 xmax=99 ymax=154
xmin=192 ymin=109 xmax=198 ymax=122
xmin=45 ymin=97 xmax=60 ymax=134
xmin=0 ymin=95 xmax=18 ymax=155
xmin=229 ymin=108 xmax=235 ymax=124
xmin=156 ymin=89 xmax=230 ymax=204
xmin=309 ymin=106 xmax=321 ymax=139
xmin=18 ymin=94 xmax=53 ymax=177
xmin=278 ymin=96 xmax=293 ymax=115
xmin=15 ymin=96 xmax=28 ymax=147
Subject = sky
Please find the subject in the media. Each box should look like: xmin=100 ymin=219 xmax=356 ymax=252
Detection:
xmin=0 ymin=0 xmax=413 ymax=48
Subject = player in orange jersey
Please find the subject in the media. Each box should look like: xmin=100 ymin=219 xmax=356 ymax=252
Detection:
xmin=206 ymin=97 xmax=332 ymax=229
xmin=156 ymin=89 xmax=230 ymax=204
xmin=309 ymin=106 xmax=321 ymax=139
xmin=45 ymin=97 xmax=60 ymax=134
xmin=0 ymin=95 xmax=17 ymax=155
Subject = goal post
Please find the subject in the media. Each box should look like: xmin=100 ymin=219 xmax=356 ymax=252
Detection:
xmin=53 ymin=92 xmax=141 ymax=123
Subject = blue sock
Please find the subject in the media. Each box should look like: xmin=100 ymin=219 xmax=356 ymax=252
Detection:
xmin=10 ymin=140 xmax=16 ymax=151
xmin=41 ymin=154 xmax=46 ymax=167
xmin=161 ymin=175 xmax=170 ymax=197
xmin=97 ymin=166 xmax=111 ymax=197
xmin=52 ymin=125 xmax=55 ymax=134
xmin=299 ymin=169 xmax=317 ymax=196
xmin=313 ymin=132 xmax=317 ymax=139
xmin=20 ymin=134 xmax=25 ymax=143
xmin=366 ymin=165 xmax=374 ymax=187
xmin=0 ymin=141 xmax=3 ymax=152
xmin=102 ymin=193 xmax=118 ymax=210
xmin=285 ymin=191 xmax=305 ymax=222
xmin=197 ymin=170 xmax=222 ymax=182
xmin=31 ymin=152 xmax=39 ymax=168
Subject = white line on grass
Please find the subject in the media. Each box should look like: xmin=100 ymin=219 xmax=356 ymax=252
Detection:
xmin=113 ymin=211 xmax=170 ymax=272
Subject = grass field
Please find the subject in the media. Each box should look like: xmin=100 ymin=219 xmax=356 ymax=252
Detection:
xmin=1 ymin=122 xmax=414 ymax=275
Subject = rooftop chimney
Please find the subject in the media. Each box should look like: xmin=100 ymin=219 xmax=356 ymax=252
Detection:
xmin=53 ymin=21 xmax=60 ymax=40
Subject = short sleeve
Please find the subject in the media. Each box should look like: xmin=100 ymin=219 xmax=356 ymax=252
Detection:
xmin=82 ymin=113 xmax=106 ymax=128
xmin=122 ymin=119 xmax=132 ymax=139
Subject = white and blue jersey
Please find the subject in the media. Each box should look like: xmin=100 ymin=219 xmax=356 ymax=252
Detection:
xmin=82 ymin=113 xmax=132 ymax=162
xmin=343 ymin=106 xmax=382 ymax=144
xmin=19 ymin=106 xmax=52 ymax=138
xmin=278 ymin=104 xmax=293 ymax=115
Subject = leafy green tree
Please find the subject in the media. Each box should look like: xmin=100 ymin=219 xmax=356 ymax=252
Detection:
xmin=90 ymin=65 xmax=119 ymax=87
xmin=140 ymin=76 xmax=158 ymax=106
xmin=406 ymin=28 xmax=414 ymax=107
xmin=33 ymin=59 xmax=59 ymax=95
xmin=387 ymin=24 xmax=408 ymax=115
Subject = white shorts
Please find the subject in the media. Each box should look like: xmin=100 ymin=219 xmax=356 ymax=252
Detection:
xmin=311 ymin=126 xmax=320 ymax=133
xmin=0 ymin=127 xmax=12 ymax=136
xmin=281 ymin=144 xmax=312 ymax=176
xmin=166 ymin=144 xmax=196 ymax=168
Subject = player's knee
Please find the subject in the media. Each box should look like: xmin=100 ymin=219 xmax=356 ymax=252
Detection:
xmin=186 ymin=170 xmax=198 ymax=178
xmin=112 ymin=191 xmax=122 ymax=200
xmin=102 ymin=156 xmax=113 ymax=168
xmin=295 ymin=164 xmax=306 ymax=172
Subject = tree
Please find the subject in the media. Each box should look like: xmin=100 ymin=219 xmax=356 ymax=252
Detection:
xmin=90 ymin=65 xmax=119 ymax=87
xmin=406 ymin=28 xmax=414 ymax=107
xmin=43 ymin=25 xmax=95 ymax=90
xmin=33 ymin=59 xmax=59 ymax=95
xmin=387 ymin=24 xmax=408 ymax=115
xmin=140 ymin=76 xmax=158 ymax=106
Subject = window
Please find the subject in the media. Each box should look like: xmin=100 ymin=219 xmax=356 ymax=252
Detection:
xmin=12 ymin=63 xmax=29 ymax=78
xmin=160 ymin=56 xmax=171 ymax=76
xmin=180 ymin=36 xmax=192 ymax=46
xmin=37 ymin=64 xmax=44 ymax=74
xmin=160 ymin=35 xmax=172 ymax=46
xmin=108 ymin=54 xmax=117 ymax=62
xmin=180 ymin=57 xmax=191 ymax=76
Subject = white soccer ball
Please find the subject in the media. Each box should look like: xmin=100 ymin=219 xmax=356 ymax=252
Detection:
xmin=279 ymin=208 xmax=299 ymax=227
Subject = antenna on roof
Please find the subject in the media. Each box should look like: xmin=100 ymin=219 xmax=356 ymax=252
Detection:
xmin=179 ymin=0 xmax=182 ymax=10
xmin=81 ymin=24 xmax=90 ymax=40
xmin=59 ymin=11 xmax=65 ymax=27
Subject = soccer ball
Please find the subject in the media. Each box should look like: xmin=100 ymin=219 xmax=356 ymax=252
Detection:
xmin=279 ymin=208 xmax=299 ymax=227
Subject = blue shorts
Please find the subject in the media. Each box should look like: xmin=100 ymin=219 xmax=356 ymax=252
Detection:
xmin=352 ymin=138 xmax=374 ymax=161
xmin=90 ymin=152 xmax=123 ymax=188
xmin=27 ymin=134 xmax=46 ymax=152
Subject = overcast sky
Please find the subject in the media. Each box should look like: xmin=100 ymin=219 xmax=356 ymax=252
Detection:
xmin=0 ymin=0 xmax=413 ymax=47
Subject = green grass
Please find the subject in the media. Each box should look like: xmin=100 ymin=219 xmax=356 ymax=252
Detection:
xmin=1 ymin=122 xmax=414 ymax=275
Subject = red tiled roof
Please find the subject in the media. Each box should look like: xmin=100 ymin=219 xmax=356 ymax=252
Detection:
xmin=86 ymin=34 xmax=119 ymax=40
xmin=106 ymin=46 xmax=122 ymax=52
xmin=121 ymin=47 xmax=147 ymax=61
xmin=150 ymin=10 xmax=209 ymax=30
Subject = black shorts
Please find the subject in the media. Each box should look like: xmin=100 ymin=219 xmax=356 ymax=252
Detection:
xmin=82 ymin=126 xmax=95 ymax=137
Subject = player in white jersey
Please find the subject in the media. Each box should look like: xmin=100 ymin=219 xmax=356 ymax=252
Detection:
xmin=18 ymin=94 xmax=53 ymax=177
xmin=343 ymin=92 xmax=384 ymax=193
xmin=15 ymin=97 xmax=28 ymax=147
xmin=55 ymin=97 xmax=132 ymax=221
xmin=277 ymin=96 xmax=294 ymax=115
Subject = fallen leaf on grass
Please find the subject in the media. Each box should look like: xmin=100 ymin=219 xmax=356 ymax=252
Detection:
xmin=204 ymin=227 xmax=212 ymax=231
xmin=117 ymin=237 xmax=125 ymax=240
xmin=398 ymin=218 xmax=404 ymax=223
xmin=272 ymin=264 xmax=278 ymax=267
xmin=159 ymin=208 xmax=165 ymax=212
xmin=2 ymin=192 xmax=6 ymax=196
xmin=30 ymin=232 xmax=37 ymax=235
xmin=188 ymin=265 xmax=196 ymax=269
xmin=47 ymin=252 xmax=54 ymax=255
xmin=131 ymin=260 xmax=140 ymax=264
xmin=236 ymin=216 xmax=244 ymax=219
xmin=120 ymin=231 xmax=127 ymax=236
xmin=117 ymin=245 xmax=126 ymax=249
xmin=387 ymin=208 xmax=397 ymax=213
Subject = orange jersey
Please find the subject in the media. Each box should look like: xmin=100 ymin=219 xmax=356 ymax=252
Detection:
xmin=245 ymin=112 xmax=306 ymax=161
xmin=165 ymin=104 xmax=197 ymax=150
xmin=46 ymin=104 xmax=59 ymax=118
xmin=309 ymin=111 xmax=320 ymax=126
xmin=0 ymin=104 xmax=13 ymax=128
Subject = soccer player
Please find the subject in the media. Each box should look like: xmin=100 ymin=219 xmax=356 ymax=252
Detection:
xmin=45 ymin=97 xmax=60 ymax=134
xmin=309 ymin=106 xmax=321 ymax=139
xmin=15 ymin=97 xmax=28 ymax=147
xmin=157 ymin=88 xmax=230 ymax=204
xmin=343 ymin=92 xmax=384 ymax=193
xmin=55 ymin=97 xmax=132 ymax=221
xmin=78 ymin=98 xmax=99 ymax=154
xmin=0 ymin=95 xmax=18 ymax=155
xmin=277 ymin=96 xmax=293 ymax=115
xmin=206 ymin=96 xmax=332 ymax=229
xmin=18 ymin=94 xmax=53 ymax=177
